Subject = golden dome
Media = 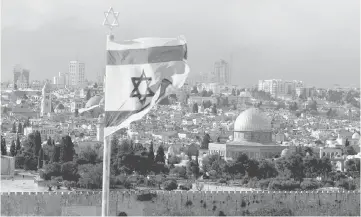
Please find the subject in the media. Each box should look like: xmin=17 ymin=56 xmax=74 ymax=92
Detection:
xmin=234 ymin=108 xmax=271 ymax=132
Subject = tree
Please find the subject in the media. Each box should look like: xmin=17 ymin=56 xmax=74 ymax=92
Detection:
xmin=86 ymin=90 xmax=92 ymax=100
xmin=38 ymin=148 xmax=44 ymax=169
xmin=201 ymin=89 xmax=208 ymax=97
xmin=201 ymin=133 xmax=211 ymax=149
xmin=51 ymin=146 xmax=60 ymax=163
xmin=186 ymin=160 xmax=200 ymax=178
xmin=155 ymin=145 xmax=165 ymax=164
xmin=257 ymin=159 xmax=278 ymax=179
xmin=61 ymin=161 xmax=79 ymax=181
xmin=12 ymin=122 xmax=17 ymax=133
xmin=42 ymin=162 xmax=62 ymax=180
xmin=232 ymin=88 xmax=236 ymax=96
xmin=191 ymin=86 xmax=198 ymax=94
xmin=276 ymin=154 xmax=304 ymax=181
xmin=34 ymin=131 xmax=42 ymax=156
xmin=343 ymin=145 xmax=357 ymax=156
xmin=148 ymin=142 xmax=155 ymax=163
xmin=10 ymin=140 xmax=16 ymax=156
xmin=202 ymin=154 xmax=227 ymax=178
xmin=192 ymin=103 xmax=199 ymax=113
xmin=47 ymin=137 xmax=52 ymax=146
xmin=289 ymin=102 xmax=298 ymax=111
xmin=15 ymin=136 xmax=21 ymax=153
xmin=60 ymin=135 xmax=75 ymax=162
xmin=17 ymin=122 xmax=23 ymax=134
xmin=1 ymin=137 xmax=7 ymax=155
xmin=211 ymin=104 xmax=217 ymax=115
xmin=77 ymin=146 xmax=98 ymax=165
xmin=78 ymin=163 xmax=103 ymax=189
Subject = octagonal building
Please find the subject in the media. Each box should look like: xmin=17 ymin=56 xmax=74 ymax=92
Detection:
xmin=208 ymin=108 xmax=288 ymax=160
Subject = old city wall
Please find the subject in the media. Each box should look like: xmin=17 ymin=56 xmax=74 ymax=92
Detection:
xmin=1 ymin=190 xmax=360 ymax=216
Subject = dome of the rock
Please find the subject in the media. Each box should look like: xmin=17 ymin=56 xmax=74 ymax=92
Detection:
xmin=234 ymin=108 xmax=271 ymax=132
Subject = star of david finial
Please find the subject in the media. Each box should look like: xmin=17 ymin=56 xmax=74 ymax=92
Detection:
xmin=130 ymin=70 xmax=155 ymax=105
xmin=103 ymin=7 xmax=119 ymax=32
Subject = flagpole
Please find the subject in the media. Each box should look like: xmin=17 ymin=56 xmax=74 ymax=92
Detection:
xmin=102 ymin=7 xmax=119 ymax=216
xmin=102 ymin=34 xmax=114 ymax=217
xmin=101 ymin=134 xmax=111 ymax=216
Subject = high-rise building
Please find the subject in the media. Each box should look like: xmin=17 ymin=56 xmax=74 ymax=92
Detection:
xmin=69 ymin=61 xmax=85 ymax=86
xmin=214 ymin=60 xmax=230 ymax=85
xmin=53 ymin=72 xmax=66 ymax=87
xmin=199 ymin=72 xmax=209 ymax=83
xmin=13 ymin=64 xmax=30 ymax=88
xmin=258 ymin=79 xmax=303 ymax=97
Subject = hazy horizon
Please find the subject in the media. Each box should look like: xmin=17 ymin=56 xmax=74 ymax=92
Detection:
xmin=1 ymin=0 xmax=360 ymax=88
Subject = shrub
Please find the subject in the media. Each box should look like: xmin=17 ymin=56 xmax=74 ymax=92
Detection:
xmin=256 ymin=179 xmax=271 ymax=189
xmin=336 ymin=178 xmax=357 ymax=190
xmin=136 ymin=192 xmax=157 ymax=201
xmin=268 ymin=179 xmax=300 ymax=191
xmin=42 ymin=163 xmax=61 ymax=180
xmin=170 ymin=166 xmax=187 ymax=178
xmin=218 ymin=178 xmax=227 ymax=184
xmin=163 ymin=179 xmax=178 ymax=191
xmin=15 ymin=155 xmax=25 ymax=169
xmin=300 ymin=180 xmax=321 ymax=190
xmin=168 ymin=155 xmax=181 ymax=164
xmin=179 ymin=182 xmax=192 ymax=190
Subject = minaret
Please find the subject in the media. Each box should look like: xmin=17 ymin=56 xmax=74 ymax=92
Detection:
xmin=97 ymin=114 xmax=104 ymax=142
xmin=40 ymin=82 xmax=52 ymax=116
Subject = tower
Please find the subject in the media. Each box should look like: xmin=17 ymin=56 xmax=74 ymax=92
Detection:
xmin=97 ymin=114 xmax=105 ymax=141
xmin=40 ymin=82 xmax=52 ymax=116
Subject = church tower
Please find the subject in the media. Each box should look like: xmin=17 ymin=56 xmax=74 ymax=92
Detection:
xmin=40 ymin=82 xmax=52 ymax=116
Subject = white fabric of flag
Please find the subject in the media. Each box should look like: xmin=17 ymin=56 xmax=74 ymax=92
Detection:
xmin=104 ymin=36 xmax=189 ymax=137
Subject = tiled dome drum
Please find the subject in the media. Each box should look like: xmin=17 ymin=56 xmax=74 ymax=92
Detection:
xmin=233 ymin=108 xmax=272 ymax=143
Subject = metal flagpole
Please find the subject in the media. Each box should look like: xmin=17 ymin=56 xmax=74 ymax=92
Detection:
xmin=102 ymin=7 xmax=119 ymax=217
xmin=101 ymin=135 xmax=110 ymax=216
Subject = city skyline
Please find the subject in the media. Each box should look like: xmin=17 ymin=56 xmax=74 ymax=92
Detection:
xmin=1 ymin=0 xmax=360 ymax=88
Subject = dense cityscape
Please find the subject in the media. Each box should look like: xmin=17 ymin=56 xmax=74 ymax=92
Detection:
xmin=1 ymin=59 xmax=360 ymax=215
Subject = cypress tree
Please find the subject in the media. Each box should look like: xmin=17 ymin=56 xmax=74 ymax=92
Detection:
xmin=34 ymin=131 xmax=42 ymax=156
xmin=15 ymin=136 xmax=21 ymax=153
xmin=155 ymin=145 xmax=165 ymax=164
xmin=38 ymin=148 xmax=44 ymax=169
xmin=60 ymin=135 xmax=74 ymax=162
xmin=10 ymin=140 xmax=16 ymax=156
xmin=17 ymin=122 xmax=23 ymax=134
xmin=1 ymin=137 xmax=7 ymax=155
xmin=148 ymin=141 xmax=155 ymax=162
xmin=12 ymin=122 xmax=16 ymax=133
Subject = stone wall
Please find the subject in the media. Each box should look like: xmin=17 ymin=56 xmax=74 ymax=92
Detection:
xmin=1 ymin=190 xmax=360 ymax=216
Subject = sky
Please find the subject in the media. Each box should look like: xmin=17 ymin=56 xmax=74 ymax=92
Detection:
xmin=1 ymin=0 xmax=360 ymax=88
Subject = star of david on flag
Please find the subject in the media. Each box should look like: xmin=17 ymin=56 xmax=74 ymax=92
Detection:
xmin=104 ymin=36 xmax=189 ymax=137
xmin=130 ymin=70 xmax=155 ymax=105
